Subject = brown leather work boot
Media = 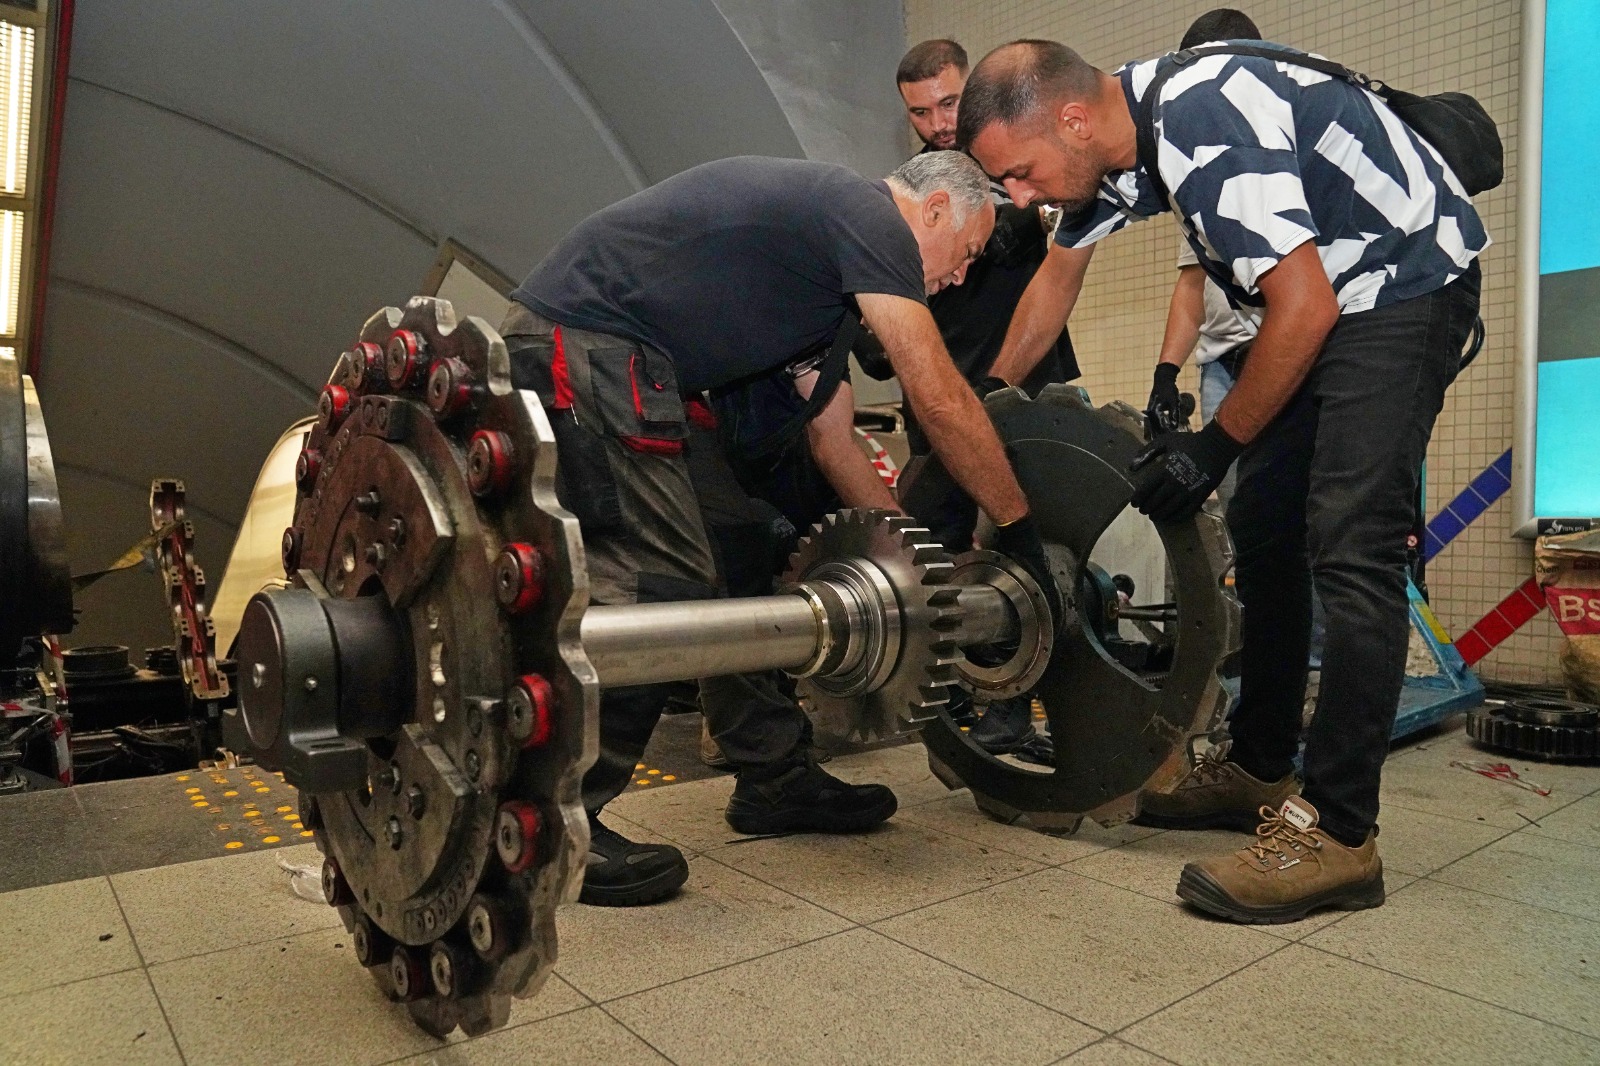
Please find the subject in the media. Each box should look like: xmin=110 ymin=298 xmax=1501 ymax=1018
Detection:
xmin=1135 ymin=743 xmax=1299 ymax=831
xmin=1176 ymin=796 xmax=1385 ymax=924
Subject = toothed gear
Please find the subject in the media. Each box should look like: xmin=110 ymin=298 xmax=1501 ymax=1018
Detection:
xmin=922 ymin=384 xmax=1241 ymax=831
xmin=1467 ymin=698 xmax=1600 ymax=761
xmin=263 ymin=297 xmax=595 ymax=1038
xmin=783 ymin=508 xmax=961 ymax=741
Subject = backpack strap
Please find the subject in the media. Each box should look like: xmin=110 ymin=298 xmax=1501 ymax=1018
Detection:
xmin=1134 ymin=43 xmax=1372 ymax=210
xmin=737 ymin=308 xmax=860 ymax=463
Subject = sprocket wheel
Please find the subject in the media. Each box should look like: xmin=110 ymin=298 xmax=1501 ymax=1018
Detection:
xmin=922 ymin=385 xmax=1240 ymax=831
xmin=782 ymin=509 xmax=962 ymax=741
xmin=271 ymin=297 xmax=595 ymax=1037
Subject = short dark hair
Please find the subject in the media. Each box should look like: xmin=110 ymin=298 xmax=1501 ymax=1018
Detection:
xmin=897 ymin=39 xmax=968 ymax=85
xmin=1180 ymin=9 xmax=1261 ymax=50
xmin=955 ymin=40 xmax=1101 ymax=148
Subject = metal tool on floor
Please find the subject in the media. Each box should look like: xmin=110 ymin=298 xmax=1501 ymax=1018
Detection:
xmin=227 ymin=298 xmax=1238 ymax=1037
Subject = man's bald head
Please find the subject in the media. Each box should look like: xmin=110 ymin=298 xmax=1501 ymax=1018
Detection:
xmin=955 ymin=40 xmax=1101 ymax=148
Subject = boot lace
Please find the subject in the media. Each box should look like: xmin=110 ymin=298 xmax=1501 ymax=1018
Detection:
xmin=1246 ymin=805 xmax=1323 ymax=868
xmin=1180 ymin=744 xmax=1235 ymax=787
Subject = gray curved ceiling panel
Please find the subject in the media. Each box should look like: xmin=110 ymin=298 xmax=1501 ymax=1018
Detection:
xmin=64 ymin=0 xmax=730 ymax=279
xmin=510 ymin=0 xmax=805 ymax=185
xmin=38 ymin=283 xmax=308 ymax=524
xmin=49 ymin=83 xmax=435 ymax=393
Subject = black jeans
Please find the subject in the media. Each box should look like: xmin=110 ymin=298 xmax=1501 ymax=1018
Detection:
xmin=1225 ymin=263 xmax=1480 ymax=842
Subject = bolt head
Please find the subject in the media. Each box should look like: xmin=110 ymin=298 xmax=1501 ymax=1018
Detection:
xmin=389 ymin=946 xmax=425 ymax=1001
xmin=280 ymin=527 xmax=302 ymax=572
xmin=429 ymin=943 xmax=456 ymax=997
xmin=385 ymin=329 xmax=424 ymax=389
xmin=495 ymin=543 xmax=546 ymax=615
xmin=385 ymin=815 xmax=403 ymax=849
xmin=495 ymin=802 xmax=540 ymax=874
xmin=464 ymin=749 xmax=481 ymax=782
xmin=318 ymin=385 xmax=352 ymax=429
xmin=405 ymin=785 xmax=426 ymax=819
xmin=508 ymin=674 xmax=555 ymax=748
xmin=467 ymin=430 xmax=515 ymax=497
xmin=425 ymin=358 xmax=475 ymax=419
xmin=294 ymin=449 xmax=322 ymax=493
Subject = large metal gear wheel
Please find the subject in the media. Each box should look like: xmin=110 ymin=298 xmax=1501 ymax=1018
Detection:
xmin=1467 ymin=698 xmax=1600 ymax=761
xmin=237 ymin=297 xmax=595 ymax=1037
xmin=0 ymin=354 xmax=73 ymax=665
xmin=783 ymin=509 xmax=963 ymax=741
xmin=922 ymin=385 xmax=1240 ymax=832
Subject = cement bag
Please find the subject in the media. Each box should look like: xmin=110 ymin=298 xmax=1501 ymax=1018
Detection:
xmin=1536 ymin=529 xmax=1600 ymax=703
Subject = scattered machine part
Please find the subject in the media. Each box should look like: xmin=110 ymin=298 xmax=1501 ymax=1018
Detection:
xmin=1466 ymin=697 xmax=1600 ymax=761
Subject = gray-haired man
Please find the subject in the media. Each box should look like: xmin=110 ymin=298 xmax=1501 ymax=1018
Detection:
xmin=504 ymin=153 xmax=1060 ymax=906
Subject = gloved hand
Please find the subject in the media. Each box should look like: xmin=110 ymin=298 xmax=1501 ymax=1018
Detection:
xmin=1144 ymin=362 xmax=1184 ymax=437
xmin=993 ymin=513 xmax=1064 ymax=634
xmin=973 ymin=376 xmax=1011 ymax=401
xmin=1129 ymin=420 xmax=1244 ymax=522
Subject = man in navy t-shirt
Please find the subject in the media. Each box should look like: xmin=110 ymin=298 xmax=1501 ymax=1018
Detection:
xmin=959 ymin=39 xmax=1484 ymax=923
xmin=505 ymin=152 xmax=1060 ymax=906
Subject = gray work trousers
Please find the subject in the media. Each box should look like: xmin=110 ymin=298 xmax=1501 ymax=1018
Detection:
xmin=498 ymin=304 xmax=808 ymax=814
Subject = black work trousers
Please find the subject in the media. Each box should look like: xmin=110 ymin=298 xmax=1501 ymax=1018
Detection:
xmin=497 ymin=304 xmax=809 ymax=816
xmin=1225 ymin=263 xmax=1480 ymax=842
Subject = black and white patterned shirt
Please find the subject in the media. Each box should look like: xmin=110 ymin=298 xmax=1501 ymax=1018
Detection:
xmin=1055 ymin=44 xmax=1490 ymax=313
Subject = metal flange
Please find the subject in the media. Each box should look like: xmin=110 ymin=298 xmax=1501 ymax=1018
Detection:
xmin=922 ymin=385 xmax=1240 ymax=831
xmin=236 ymin=297 xmax=595 ymax=1037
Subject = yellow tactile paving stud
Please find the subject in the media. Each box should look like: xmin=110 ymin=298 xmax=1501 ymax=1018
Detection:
xmin=628 ymin=763 xmax=682 ymax=789
xmin=224 ymin=841 xmax=243 ymax=850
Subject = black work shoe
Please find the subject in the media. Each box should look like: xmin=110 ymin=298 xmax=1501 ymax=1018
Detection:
xmin=578 ymin=816 xmax=689 ymax=907
xmin=725 ymin=761 xmax=897 ymax=835
xmin=968 ymin=697 xmax=1038 ymax=755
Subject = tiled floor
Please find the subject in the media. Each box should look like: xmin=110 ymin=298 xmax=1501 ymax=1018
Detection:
xmin=3 ymin=724 xmax=1599 ymax=1066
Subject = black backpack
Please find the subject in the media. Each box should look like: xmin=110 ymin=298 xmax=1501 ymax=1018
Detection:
xmin=1134 ymin=43 xmax=1503 ymax=210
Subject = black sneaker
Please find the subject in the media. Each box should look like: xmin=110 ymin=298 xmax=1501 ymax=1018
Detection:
xmin=968 ymin=696 xmax=1037 ymax=755
xmin=725 ymin=760 xmax=898 ymax=835
xmin=578 ymin=816 xmax=690 ymax=907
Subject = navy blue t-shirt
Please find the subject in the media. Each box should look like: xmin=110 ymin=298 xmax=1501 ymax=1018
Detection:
xmin=512 ymin=157 xmax=927 ymax=393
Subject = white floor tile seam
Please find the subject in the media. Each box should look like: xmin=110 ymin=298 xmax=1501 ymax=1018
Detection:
xmin=1379 ymin=787 xmax=1591 ymax=829
xmin=1049 ymin=1037 xmax=1184 ymax=1066
xmin=686 ymin=847 xmax=871 ymax=930
xmin=581 ymin=924 xmax=864 ymax=1008
xmin=1293 ymin=936 xmax=1600 ymax=1045
xmin=1090 ymin=935 xmax=1303 ymax=1045
xmin=594 ymin=1001 xmax=687 ymax=1066
xmin=137 ymin=965 xmax=192 ymax=1066
xmin=0 ymin=961 xmax=148 ymax=1004
xmin=1413 ymin=869 xmax=1600 ymax=927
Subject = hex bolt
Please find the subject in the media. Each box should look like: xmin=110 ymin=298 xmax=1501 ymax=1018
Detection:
xmin=364 ymin=543 xmax=388 ymax=570
xmin=494 ymin=543 xmax=547 ymax=615
xmin=318 ymin=384 xmax=353 ymax=430
xmin=385 ymin=329 xmax=425 ymax=390
xmin=354 ymin=490 xmax=382 ymax=516
xmin=294 ymin=449 xmax=323 ymax=494
xmin=281 ymin=527 xmax=302 ymax=572
xmin=466 ymin=894 xmax=512 ymax=961
xmin=303 ymin=676 xmax=318 ymax=692
xmin=385 ymin=815 xmax=404 ymax=850
xmin=425 ymin=358 xmax=476 ymax=420
xmin=507 ymin=674 xmax=555 ymax=748
xmin=467 ymin=430 xmax=515 ymax=498
xmin=406 ymin=784 xmax=426 ymax=819
xmin=387 ymin=516 xmax=407 ymax=548
xmin=389 ymin=946 xmax=426 ymax=1001
xmin=495 ymin=801 xmax=540 ymax=874
xmin=464 ymin=749 xmax=482 ymax=782
xmin=349 ymin=341 xmax=386 ymax=393
xmin=321 ymin=858 xmax=353 ymax=907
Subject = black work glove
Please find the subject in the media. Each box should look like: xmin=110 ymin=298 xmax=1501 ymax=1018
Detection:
xmin=973 ymin=376 xmax=1011 ymax=401
xmin=1129 ymin=420 xmax=1244 ymax=523
xmin=993 ymin=514 xmax=1063 ymax=634
xmin=1144 ymin=362 xmax=1184 ymax=437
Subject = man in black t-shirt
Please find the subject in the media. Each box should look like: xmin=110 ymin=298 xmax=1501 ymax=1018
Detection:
xmin=505 ymin=153 xmax=1061 ymax=907
xmin=890 ymin=40 xmax=1080 ymax=758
